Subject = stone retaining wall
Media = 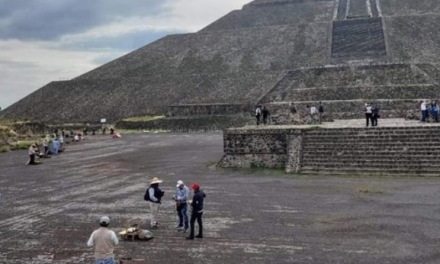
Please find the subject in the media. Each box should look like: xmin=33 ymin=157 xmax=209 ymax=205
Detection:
xmin=218 ymin=128 xmax=303 ymax=171
xmin=117 ymin=115 xmax=254 ymax=132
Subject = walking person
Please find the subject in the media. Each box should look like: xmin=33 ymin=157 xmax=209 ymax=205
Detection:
xmin=174 ymin=180 xmax=189 ymax=232
xmin=144 ymin=177 xmax=165 ymax=229
xmin=186 ymin=183 xmax=206 ymax=240
xmin=372 ymin=104 xmax=380 ymax=127
xmin=318 ymin=102 xmax=324 ymax=124
xmin=262 ymin=106 xmax=270 ymax=125
xmin=255 ymin=106 xmax=262 ymax=126
xmin=365 ymin=103 xmax=373 ymax=127
xmin=87 ymin=216 xmax=119 ymax=264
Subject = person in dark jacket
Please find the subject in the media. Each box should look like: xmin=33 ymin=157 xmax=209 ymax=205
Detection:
xmin=187 ymin=183 xmax=206 ymax=240
xmin=318 ymin=102 xmax=324 ymax=124
xmin=372 ymin=105 xmax=380 ymax=127
xmin=145 ymin=177 xmax=165 ymax=229
xmin=262 ymin=106 xmax=270 ymax=125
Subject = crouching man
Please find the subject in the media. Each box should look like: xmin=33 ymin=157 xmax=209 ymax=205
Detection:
xmin=87 ymin=216 xmax=119 ymax=264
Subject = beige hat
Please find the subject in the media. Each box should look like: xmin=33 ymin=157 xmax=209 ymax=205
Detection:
xmin=150 ymin=177 xmax=163 ymax=184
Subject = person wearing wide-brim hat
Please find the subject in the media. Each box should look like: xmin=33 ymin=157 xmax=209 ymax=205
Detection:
xmin=144 ymin=177 xmax=165 ymax=229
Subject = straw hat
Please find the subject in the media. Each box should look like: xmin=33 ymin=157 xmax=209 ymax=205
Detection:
xmin=150 ymin=177 xmax=163 ymax=184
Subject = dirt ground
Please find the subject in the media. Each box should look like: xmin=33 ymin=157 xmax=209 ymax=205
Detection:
xmin=1 ymin=133 xmax=440 ymax=264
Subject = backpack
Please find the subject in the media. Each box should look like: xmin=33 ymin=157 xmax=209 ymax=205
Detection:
xmin=144 ymin=188 xmax=151 ymax=201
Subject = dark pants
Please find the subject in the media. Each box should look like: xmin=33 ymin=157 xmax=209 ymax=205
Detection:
xmin=177 ymin=203 xmax=189 ymax=229
xmin=366 ymin=113 xmax=373 ymax=127
xmin=372 ymin=114 xmax=378 ymax=126
xmin=29 ymin=155 xmax=36 ymax=165
xmin=256 ymin=115 xmax=261 ymax=126
xmin=263 ymin=116 xmax=268 ymax=125
xmin=433 ymin=112 xmax=439 ymax=122
xmin=44 ymin=146 xmax=48 ymax=154
xmin=421 ymin=110 xmax=428 ymax=122
xmin=189 ymin=212 xmax=203 ymax=238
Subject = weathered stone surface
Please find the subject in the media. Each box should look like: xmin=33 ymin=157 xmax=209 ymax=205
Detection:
xmin=2 ymin=0 xmax=440 ymax=125
xmin=219 ymin=125 xmax=440 ymax=175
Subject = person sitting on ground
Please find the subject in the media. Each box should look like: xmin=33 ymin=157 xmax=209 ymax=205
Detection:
xmin=112 ymin=132 xmax=122 ymax=139
xmin=87 ymin=216 xmax=119 ymax=264
xmin=262 ymin=106 xmax=270 ymax=125
xmin=27 ymin=144 xmax=40 ymax=165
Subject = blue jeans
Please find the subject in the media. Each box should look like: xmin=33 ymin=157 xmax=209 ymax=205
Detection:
xmin=177 ymin=203 xmax=189 ymax=229
xmin=95 ymin=259 xmax=115 ymax=264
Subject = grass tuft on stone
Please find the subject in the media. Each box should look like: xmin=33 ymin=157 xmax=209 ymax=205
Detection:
xmin=122 ymin=115 xmax=166 ymax=122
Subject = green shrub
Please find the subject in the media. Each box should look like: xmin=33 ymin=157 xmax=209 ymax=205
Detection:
xmin=16 ymin=141 xmax=35 ymax=150
xmin=0 ymin=146 xmax=11 ymax=153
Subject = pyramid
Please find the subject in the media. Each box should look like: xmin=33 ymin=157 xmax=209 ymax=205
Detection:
xmin=2 ymin=0 xmax=440 ymax=123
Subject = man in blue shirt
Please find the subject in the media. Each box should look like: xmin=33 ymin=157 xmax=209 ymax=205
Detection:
xmin=174 ymin=180 xmax=189 ymax=232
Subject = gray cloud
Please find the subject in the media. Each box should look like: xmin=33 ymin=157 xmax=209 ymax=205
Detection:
xmin=0 ymin=0 xmax=170 ymax=40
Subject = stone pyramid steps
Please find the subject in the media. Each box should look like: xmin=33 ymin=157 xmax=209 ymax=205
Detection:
xmin=301 ymin=126 xmax=440 ymax=175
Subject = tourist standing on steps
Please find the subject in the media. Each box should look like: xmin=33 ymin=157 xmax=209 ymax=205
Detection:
xmin=87 ymin=216 xmax=119 ymax=264
xmin=310 ymin=105 xmax=318 ymax=123
xmin=318 ymin=102 xmax=324 ymax=124
xmin=431 ymin=101 xmax=439 ymax=122
xmin=365 ymin=103 xmax=373 ymax=127
xmin=421 ymin=101 xmax=428 ymax=122
xmin=372 ymin=104 xmax=380 ymax=127
xmin=144 ymin=177 xmax=165 ymax=229
xmin=187 ymin=183 xmax=206 ymax=240
xmin=255 ymin=106 xmax=262 ymax=126
xmin=174 ymin=180 xmax=189 ymax=232
xmin=290 ymin=102 xmax=297 ymax=114
xmin=262 ymin=106 xmax=270 ymax=125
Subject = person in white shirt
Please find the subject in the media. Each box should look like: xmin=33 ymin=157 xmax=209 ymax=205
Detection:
xmin=87 ymin=216 xmax=119 ymax=264
xmin=421 ymin=101 xmax=427 ymax=122
xmin=255 ymin=106 xmax=262 ymax=126
xmin=365 ymin=103 xmax=373 ymax=127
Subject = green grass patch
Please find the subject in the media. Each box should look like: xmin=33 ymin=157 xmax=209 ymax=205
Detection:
xmin=15 ymin=140 xmax=41 ymax=150
xmin=0 ymin=146 xmax=11 ymax=153
xmin=122 ymin=115 xmax=166 ymax=122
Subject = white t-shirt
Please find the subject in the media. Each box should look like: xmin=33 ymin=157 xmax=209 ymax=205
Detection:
xmin=421 ymin=103 xmax=427 ymax=111
xmin=366 ymin=106 xmax=373 ymax=114
xmin=310 ymin=107 xmax=318 ymax=115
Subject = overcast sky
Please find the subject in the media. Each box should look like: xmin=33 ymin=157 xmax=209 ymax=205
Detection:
xmin=0 ymin=0 xmax=252 ymax=109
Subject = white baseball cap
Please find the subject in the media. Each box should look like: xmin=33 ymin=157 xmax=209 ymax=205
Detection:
xmin=176 ymin=180 xmax=184 ymax=187
xmin=100 ymin=216 xmax=110 ymax=225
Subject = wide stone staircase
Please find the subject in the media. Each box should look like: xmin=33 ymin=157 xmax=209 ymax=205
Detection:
xmin=301 ymin=126 xmax=440 ymax=175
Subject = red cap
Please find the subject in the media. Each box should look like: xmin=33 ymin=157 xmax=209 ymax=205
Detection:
xmin=190 ymin=183 xmax=200 ymax=190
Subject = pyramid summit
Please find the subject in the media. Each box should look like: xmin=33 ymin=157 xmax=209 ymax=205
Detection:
xmin=2 ymin=0 xmax=440 ymax=123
